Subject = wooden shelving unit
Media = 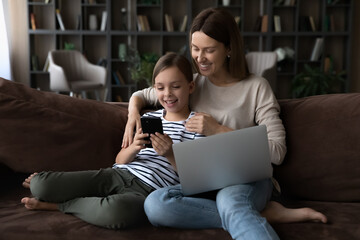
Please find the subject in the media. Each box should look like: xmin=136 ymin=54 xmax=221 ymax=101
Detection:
xmin=27 ymin=0 xmax=353 ymax=100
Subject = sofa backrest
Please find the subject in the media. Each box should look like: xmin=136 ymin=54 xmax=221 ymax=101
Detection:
xmin=0 ymin=78 xmax=127 ymax=173
xmin=2 ymin=78 xmax=359 ymax=202
xmin=275 ymin=93 xmax=360 ymax=202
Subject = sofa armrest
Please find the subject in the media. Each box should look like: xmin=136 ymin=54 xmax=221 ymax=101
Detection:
xmin=0 ymin=78 xmax=128 ymax=173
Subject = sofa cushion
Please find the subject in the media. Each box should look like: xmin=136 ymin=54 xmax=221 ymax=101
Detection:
xmin=275 ymin=93 xmax=360 ymax=202
xmin=0 ymin=78 xmax=128 ymax=173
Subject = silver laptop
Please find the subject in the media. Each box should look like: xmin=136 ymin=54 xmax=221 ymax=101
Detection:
xmin=173 ymin=125 xmax=273 ymax=196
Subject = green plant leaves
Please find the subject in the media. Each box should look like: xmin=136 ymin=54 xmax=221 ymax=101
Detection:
xmin=291 ymin=64 xmax=345 ymax=98
xmin=129 ymin=51 xmax=159 ymax=87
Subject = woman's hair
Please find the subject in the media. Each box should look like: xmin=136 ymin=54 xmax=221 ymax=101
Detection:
xmin=152 ymin=52 xmax=193 ymax=85
xmin=190 ymin=7 xmax=250 ymax=80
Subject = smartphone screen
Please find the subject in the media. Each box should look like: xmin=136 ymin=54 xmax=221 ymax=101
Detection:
xmin=140 ymin=116 xmax=164 ymax=148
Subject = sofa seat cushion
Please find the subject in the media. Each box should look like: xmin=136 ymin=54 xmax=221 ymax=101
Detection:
xmin=0 ymin=172 xmax=232 ymax=240
xmin=272 ymin=199 xmax=360 ymax=240
xmin=0 ymin=78 xmax=128 ymax=173
xmin=1 ymin=172 xmax=359 ymax=240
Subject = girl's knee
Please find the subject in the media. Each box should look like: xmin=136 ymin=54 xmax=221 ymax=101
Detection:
xmin=99 ymin=196 xmax=147 ymax=229
xmin=29 ymin=172 xmax=54 ymax=200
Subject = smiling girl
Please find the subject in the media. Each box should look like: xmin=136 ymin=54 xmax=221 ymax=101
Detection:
xmin=21 ymin=53 xmax=204 ymax=229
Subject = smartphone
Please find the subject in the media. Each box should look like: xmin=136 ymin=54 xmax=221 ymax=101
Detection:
xmin=140 ymin=116 xmax=164 ymax=148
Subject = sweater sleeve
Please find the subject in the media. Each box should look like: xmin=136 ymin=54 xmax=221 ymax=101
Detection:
xmin=131 ymin=87 xmax=159 ymax=107
xmin=254 ymin=79 xmax=287 ymax=165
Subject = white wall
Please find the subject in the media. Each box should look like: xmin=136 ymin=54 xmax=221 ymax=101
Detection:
xmin=0 ymin=0 xmax=12 ymax=80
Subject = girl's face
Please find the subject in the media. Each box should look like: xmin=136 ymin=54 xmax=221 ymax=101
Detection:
xmin=154 ymin=66 xmax=195 ymax=120
xmin=191 ymin=31 xmax=230 ymax=78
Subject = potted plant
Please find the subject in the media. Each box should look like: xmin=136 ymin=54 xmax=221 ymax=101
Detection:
xmin=128 ymin=48 xmax=159 ymax=87
xmin=291 ymin=64 xmax=346 ymax=98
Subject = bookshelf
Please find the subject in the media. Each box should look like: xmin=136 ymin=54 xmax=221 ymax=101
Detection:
xmin=28 ymin=0 xmax=353 ymax=100
xmin=269 ymin=0 xmax=353 ymax=97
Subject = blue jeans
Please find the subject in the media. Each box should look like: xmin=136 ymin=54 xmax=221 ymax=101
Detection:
xmin=144 ymin=178 xmax=279 ymax=240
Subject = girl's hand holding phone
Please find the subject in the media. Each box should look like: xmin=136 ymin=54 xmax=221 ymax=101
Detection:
xmin=150 ymin=133 xmax=174 ymax=159
xmin=130 ymin=128 xmax=150 ymax=153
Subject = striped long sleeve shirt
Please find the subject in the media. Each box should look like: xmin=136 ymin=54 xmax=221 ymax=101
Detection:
xmin=113 ymin=109 xmax=205 ymax=190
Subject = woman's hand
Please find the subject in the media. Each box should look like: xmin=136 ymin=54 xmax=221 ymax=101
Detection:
xmin=122 ymin=112 xmax=141 ymax=148
xmin=150 ymin=132 xmax=174 ymax=158
xmin=185 ymin=112 xmax=232 ymax=136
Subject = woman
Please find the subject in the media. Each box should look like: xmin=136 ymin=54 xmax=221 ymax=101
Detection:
xmin=123 ymin=8 xmax=326 ymax=240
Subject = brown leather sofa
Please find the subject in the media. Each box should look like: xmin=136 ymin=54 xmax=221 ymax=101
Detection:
xmin=1 ymin=78 xmax=359 ymax=240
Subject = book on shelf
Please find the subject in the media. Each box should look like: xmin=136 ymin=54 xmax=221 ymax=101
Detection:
xmin=253 ymin=16 xmax=262 ymax=31
xmin=56 ymin=9 xmax=65 ymax=31
xmin=76 ymin=15 xmax=81 ymax=30
xmin=328 ymin=0 xmax=341 ymax=5
xmin=284 ymin=0 xmax=296 ymax=6
xmin=115 ymin=95 xmax=123 ymax=102
xmin=179 ymin=15 xmax=188 ymax=32
xmin=143 ymin=16 xmax=150 ymax=31
xmin=309 ymin=16 xmax=317 ymax=32
xmin=234 ymin=16 xmax=241 ymax=27
xmin=112 ymin=71 xmax=121 ymax=85
xmin=274 ymin=15 xmax=281 ymax=32
xmin=273 ymin=0 xmax=284 ymax=6
xmin=112 ymin=70 xmax=126 ymax=85
xmin=329 ymin=15 xmax=335 ymax=31
xmin=43 ymin=55 xmax=50 ymax=72
xmin=274 ymin=0 xmax=296 ymax=6
xmin=261 ymin=15 xmax=268 ymax=33
xmin=31 ymin=55 xmax=39 ymax=71
xmin=137 ymin=15 xmax=150 ymax=31
xmin=115 ymin=70 xmax=126 ymax=85
xmin=96 ymin=57 xmax=107 ymax=67
xmin=164 ymin=14 xmax=174 ymax=32
xmin=30 ymin=13 xmax=36 ymax=30
xmin=324 ymin=15 xmax=330 ymax=31
xmin=310 ymin=37 xmax=324 ymax=61
xmin=323 ymin=56 xmax=333 ymax=73
xmin=299 ymin=16 xmax=312 ymax=31
xmin=100 ymin=11 xmax=107 ymax=31
xmin=323 ymin=15 xmax=335 ymax=32
xmin=136 ymin=15 xmax=142 ymax=31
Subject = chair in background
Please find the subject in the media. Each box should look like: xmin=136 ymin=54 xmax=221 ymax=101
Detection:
xmin=245 ymin=52 xmax=277 ymax=94
xmin=48 ymin=50 xmax=107 ymax=101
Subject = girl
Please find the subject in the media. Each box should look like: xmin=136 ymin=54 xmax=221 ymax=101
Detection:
xmin=21 ymin=53 xmax=203 ymax=229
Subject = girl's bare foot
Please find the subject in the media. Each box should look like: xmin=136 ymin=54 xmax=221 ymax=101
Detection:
xmin=262 ymin=201 xmax=328 ymax=224
xmin=21 ymin=197 xmax=58 ymax=211
xmin=22 ymin=172 xmax=38 ymax=189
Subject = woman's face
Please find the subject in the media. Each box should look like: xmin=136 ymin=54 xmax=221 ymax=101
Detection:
xmin=154 ymin=66 xmax=194 ymax=118
xmin=191 ymin=31 xmax=229 ymax=78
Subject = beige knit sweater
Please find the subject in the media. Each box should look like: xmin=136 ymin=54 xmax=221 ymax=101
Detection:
xmin=132 ymin=73 xmax=286 ymax=165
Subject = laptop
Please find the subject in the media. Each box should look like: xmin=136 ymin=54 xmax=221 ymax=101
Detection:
xmin=172 ymin=125 xmax=273 ymax=196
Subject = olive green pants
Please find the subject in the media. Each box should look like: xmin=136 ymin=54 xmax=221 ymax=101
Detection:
xmin=30 ymin=168 xmax=153 ymax=229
